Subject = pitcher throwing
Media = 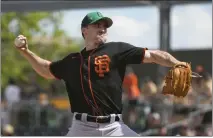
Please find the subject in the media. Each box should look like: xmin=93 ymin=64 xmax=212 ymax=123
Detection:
xmin=14 ymin=12 xmax=194 ymax=136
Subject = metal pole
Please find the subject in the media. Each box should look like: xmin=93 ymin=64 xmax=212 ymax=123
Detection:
xmin=157 ymin=3 xmax=171 ymax=125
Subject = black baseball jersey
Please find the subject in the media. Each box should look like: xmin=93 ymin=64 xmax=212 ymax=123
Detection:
xmin=49 ymin=42 xmax=147 ymax=116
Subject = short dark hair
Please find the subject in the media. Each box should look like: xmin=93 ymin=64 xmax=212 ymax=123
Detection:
xmin=81 ymin=26 xmax=87 ymax=39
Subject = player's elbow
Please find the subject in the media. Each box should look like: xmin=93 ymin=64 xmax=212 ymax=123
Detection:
xmin=35 ymin=69 xmax=55 ymax=80
xmin=35 ymin=63 xmax=56 ymax=80
xmin=43 ymin=73 xmax=56 ymax=80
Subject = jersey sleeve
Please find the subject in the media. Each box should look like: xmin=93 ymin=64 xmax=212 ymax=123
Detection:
xmin=49 ymin=55 xmax=71 ymax=80
xmin=117 ymin=42 xmax=147 ymax=64
xmin=49 ymin=60 xmax=64 ymax=80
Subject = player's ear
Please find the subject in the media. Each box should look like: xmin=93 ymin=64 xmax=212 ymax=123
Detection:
xmin=81 ymin=27 xmax=87 ymax=36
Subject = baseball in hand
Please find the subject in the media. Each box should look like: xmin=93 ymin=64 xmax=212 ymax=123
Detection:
xmin=14 ymin=36 xmax=26 ymax=47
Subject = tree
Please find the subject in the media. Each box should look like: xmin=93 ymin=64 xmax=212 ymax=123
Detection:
xmin=1 ymin=11 xmax=81 ymax=89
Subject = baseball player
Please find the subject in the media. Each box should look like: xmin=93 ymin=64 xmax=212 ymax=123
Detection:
xmin=14 ymin=12 xmax=191 ymax=136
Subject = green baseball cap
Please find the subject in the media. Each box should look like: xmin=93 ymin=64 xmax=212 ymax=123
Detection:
xmin=81 ymin=12 xmax=113 ymax=28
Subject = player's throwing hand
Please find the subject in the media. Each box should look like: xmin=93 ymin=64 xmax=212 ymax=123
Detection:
xmin=14 ymin=35 xmax=28 ymax=51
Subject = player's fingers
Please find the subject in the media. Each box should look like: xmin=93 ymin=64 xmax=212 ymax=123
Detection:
xmin=18 ymin=36 xmax=27 ymax=44
xmin=20 ymin=36 xmax=26 ymax=40
xmin=17 ymin=35 xmax=26 ymax=40
xmin=18 ymin=35 xmax=24 ymax=38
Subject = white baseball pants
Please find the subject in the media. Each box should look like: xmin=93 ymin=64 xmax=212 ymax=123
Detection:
xmin=66 ymin=112 xmax=139 ymax=136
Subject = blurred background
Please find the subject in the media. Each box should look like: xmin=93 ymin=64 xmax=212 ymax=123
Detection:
xmin=1 ymin=0 xmax=212 ymax=136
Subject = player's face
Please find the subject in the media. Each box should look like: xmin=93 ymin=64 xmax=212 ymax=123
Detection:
xmin=83 ymin=20 xmax=108 ymax=44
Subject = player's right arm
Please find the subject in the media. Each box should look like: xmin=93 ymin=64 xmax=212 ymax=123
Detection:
xmin=19 ymin=49 xmax=55 ymax=79
xmin=15 ymin=35 xmax=55 ymax=80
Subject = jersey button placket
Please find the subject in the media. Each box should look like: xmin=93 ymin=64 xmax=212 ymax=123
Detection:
xmin=88 ymin=51 xmax=100 ymax=116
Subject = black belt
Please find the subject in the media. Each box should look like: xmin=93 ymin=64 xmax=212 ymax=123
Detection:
xmin=75 ymin=113 xmax=120 ymax=123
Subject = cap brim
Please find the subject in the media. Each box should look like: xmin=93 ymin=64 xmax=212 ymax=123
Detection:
xmin=90 ymin=17 xmax=113 ymax=28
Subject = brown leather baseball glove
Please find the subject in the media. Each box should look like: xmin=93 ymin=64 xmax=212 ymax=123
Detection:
xmin=162 ymin=62 xmax=192 ymax=97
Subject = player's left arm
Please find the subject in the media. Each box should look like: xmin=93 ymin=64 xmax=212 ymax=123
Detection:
xmin=143 ymin=50 xmax=183 ymax=67
xmin=117 ymin=42 xmax=184 ymax=67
